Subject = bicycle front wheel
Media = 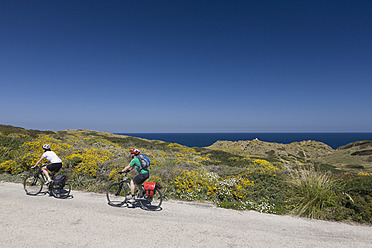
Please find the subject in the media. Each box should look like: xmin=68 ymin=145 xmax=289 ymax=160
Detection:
xmin=140 ymin=188 xmax=163 ymax=211
xmin=24 ymin=175 xmax=43 ymax=195
xmin=52 ymin=179 xmax=71 ymax=199
xmin=107 ymin=183 xmax=128 ymax=206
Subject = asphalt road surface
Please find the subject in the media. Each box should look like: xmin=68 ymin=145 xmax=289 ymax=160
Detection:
xmin=1 ymin=182 xmax=371 ymax=248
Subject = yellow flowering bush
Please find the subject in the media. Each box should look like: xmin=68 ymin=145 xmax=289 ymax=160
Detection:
xmin=0 ymin=146 xmax=9 ymax=157
xmin=68 ymin=149 xmax=113 ymax=177
xmin=170 ymin=169 xmax=219 ymax=201
xmin=108 ymin=168 xmax=121 ymax=181
xmin=169 ymin=168 xmax=254 ymax=203
xmin=0 ymin=134 xmax=73 ymax=174
xmin=252 ymin=159 xmax=282 ymax=173
xmin=0 ymin=160 xmax=19 ymax=174
xmin=166 ymin=143 xmax=184 ymax=149
xmin=231 ymin=176 xmax=255 ymax=199
xmin=357 ymin=172 xmax=372 ymax=176
xmin=214 ymin=175 xmax=255 ymax=203
xmin=149 ymin=175 xmax=163 ymax=186
xmin=0 ymin=133 xmax=119 ymax=177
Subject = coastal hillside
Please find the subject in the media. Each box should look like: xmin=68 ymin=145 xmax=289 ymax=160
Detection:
xmin=320 ymin=141 xmax=372 ymax=172
xmin=0 ymin=124 xmax=371 ymax=224
xmin=208 ymin=139 xmax=372 ymax=172
xmin=208 ymin=139 xmax=334 ymax=161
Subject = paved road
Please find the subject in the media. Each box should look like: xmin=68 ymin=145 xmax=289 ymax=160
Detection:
xmin=1 ymin=182 xmax=371 ymax=248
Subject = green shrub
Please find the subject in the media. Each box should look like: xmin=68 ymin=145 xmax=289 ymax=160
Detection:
xmin=346 ymin=164 xmax=365 ymax=169
xmin=218 ymin=201 xmax=245 ymax=210
xmin=341 ymin=175 xmax=372 ymax=224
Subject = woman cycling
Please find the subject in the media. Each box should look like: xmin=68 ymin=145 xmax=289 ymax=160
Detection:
xmin=32 ymin=144 xmax=62 ymax=184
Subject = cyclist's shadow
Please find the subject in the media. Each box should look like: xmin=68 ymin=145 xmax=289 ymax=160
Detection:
xmin=39 ymin=189 xmax=74 ymax=199
xmin=126 ymin=201 xmax=163 ymax=211
xmin=126 ymin=201 xmax=140 ymax=209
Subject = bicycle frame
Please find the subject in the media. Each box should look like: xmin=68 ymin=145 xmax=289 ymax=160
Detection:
xmin=118 ymin=172 xmax=146 ymax=200
xmin=34 ymin=165 xmax=56 ymax=188
xmin=107 ymin=172 xmax=162 ymax=210
xmin=25 ymin=164 xmax=71 ymax=198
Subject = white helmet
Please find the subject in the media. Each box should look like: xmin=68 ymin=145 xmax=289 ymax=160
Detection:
xmin=42 ymin=144 xmax=51 ymax=150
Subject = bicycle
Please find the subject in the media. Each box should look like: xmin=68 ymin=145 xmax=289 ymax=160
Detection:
xmin=106 ymin=172 xmax=162 ymax=211
xmin=24 ymin=164 xmax=71 ymax=199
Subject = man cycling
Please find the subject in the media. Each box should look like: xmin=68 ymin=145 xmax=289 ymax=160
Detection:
xmin=120 ymin=148 xmax=149 ymax=201
xmin=32 ymin=144 xmax=62 ymax=184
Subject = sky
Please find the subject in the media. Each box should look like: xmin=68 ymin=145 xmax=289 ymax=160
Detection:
xmin=1 ymin=0 xmax=371 ymax=133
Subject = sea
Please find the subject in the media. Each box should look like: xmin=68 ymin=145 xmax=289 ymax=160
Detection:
xmin=116 ymin=133 xmax=372 ymax=149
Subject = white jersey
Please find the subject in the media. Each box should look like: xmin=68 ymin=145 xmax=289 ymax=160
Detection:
xmin=42 ymin=151 xmax=62 ymax=163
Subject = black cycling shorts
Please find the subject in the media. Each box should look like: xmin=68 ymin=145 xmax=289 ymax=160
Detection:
xmin=47 ymin=163 xmax=62 ymax=173
xmin=133 ymin=173 xmax=149 ymax=185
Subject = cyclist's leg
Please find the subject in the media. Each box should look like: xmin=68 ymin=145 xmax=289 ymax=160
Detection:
xmin=50 ymin=171 xmax=56 ymax=181
xmin=45 ymin=163 xmax=62 ymax=180
xmin=42 ymin=165 xmax=51 ymax=180
xmin=130 ymin=179 xmax=136 ymax=196
xmin=133 ymin=173 xmax=149 ymax=193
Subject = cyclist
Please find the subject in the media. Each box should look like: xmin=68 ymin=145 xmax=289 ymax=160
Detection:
xmin=120 ymin=148 xmax=149 ymax=201
xmin=32 ymin=144 xmax=62 ymax=184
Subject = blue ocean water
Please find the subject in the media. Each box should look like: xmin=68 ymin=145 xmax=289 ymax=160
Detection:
xmin=116 ymin=133 xmax=372 ymax=149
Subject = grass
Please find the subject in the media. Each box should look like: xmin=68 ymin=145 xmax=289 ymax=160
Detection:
xmin=287 ymin=165 xmax=342 ymax=219
xmin=285 ymin=164 xmax=372 ymax=224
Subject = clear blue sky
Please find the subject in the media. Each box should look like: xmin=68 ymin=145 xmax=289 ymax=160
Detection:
xmin=1 ymin=0 xmax=371 ymax=133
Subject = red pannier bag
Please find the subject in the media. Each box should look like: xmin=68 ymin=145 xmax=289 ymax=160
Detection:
xmin=144 ymin=182 xmax=156 ymax=196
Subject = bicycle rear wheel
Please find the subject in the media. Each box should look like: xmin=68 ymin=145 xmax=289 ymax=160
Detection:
xmin=140 ymin=188 xmax=162 ymax=211
xmin=24 ymin=175 xmax=43 ymax=195
xmin=52 ymin=179 xmax=71 ymax=199
xmin=107 ymin=183 xmax=128 ymax=206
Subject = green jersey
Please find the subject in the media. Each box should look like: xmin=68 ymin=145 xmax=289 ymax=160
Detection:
xmin=130 ymin=156 xmax=149 ymax=174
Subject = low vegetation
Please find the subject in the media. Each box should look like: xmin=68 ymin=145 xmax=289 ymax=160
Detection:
xmin=1 ymin=124 xmax=371 ymax=224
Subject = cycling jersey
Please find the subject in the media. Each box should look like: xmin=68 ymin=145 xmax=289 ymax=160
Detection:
xmin=42 ymin=151 xmax=62 ymax=163
xmin=130 ymin=156 xmax=149 ymax=174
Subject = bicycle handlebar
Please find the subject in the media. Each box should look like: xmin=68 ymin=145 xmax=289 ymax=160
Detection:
xmin=118 ymin=171 xmax=129 ymax=175
xmin=116 ymin=171 xmax=131 ymax=181
xmin=31 ymin=164 xmax=48 ymax=170
xmin=33 ymin=163 xmax=47 ymax=168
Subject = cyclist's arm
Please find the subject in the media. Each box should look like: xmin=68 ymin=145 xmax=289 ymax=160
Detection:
xmin=121 ymin=157 xmax=138 ymax=172
xmin=32 ymin=156 xmax=45 ymax=168
xmin=121 ymin=164 xmax=133 ymax=173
